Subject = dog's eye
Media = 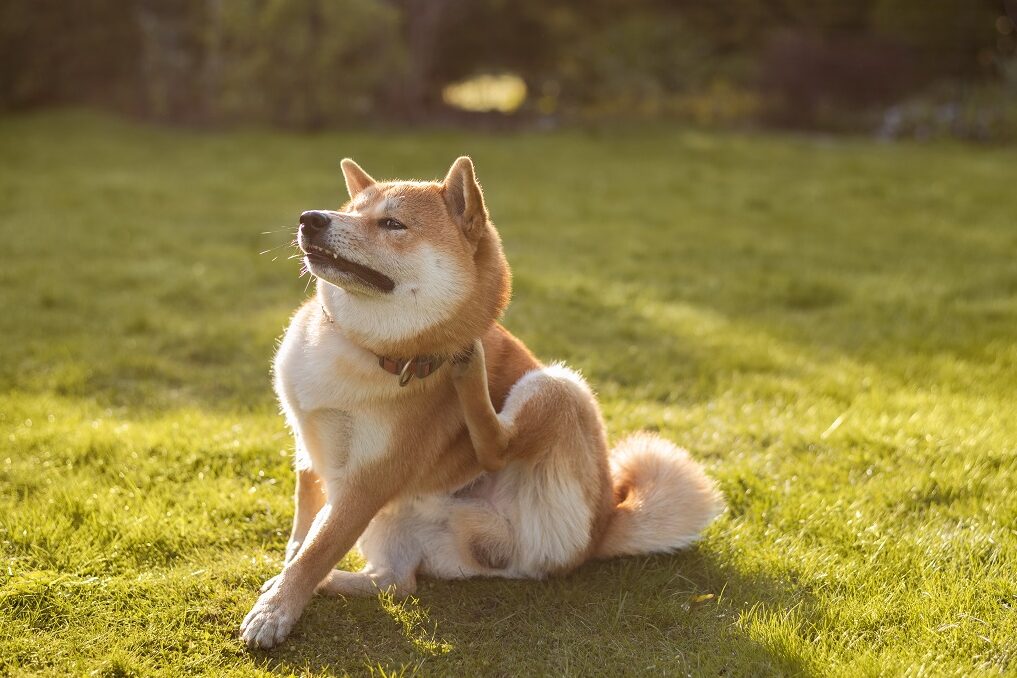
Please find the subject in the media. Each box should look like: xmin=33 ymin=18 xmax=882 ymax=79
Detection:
xmin=378 ymin=218 xmax=406 ymax=231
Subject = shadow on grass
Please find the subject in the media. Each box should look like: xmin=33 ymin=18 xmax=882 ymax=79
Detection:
xmin=253 ymin=548 xmax=822 ymax=676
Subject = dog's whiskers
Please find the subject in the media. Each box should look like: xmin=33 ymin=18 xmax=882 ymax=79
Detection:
xmin=301 ymin=267 xmax=314 ymax=295
xmin=259 ymin=243 xmax=294 ymax=255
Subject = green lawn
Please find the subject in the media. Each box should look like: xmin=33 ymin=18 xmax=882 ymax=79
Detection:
xmin=1 ymin=111 xmax=1015 ymax=676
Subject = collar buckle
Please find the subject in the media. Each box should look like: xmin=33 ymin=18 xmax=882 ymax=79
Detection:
xmin=397 ymin=359 xmax=416 ymax=387
xmin=378 ymin=354 xmax=446 ymax=387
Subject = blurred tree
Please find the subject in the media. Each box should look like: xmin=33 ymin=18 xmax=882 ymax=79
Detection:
xmin=550 ymin=11 xmax=719 ymax=112
xmin=388 ymin=0 xmax=466 ymax=113
xmin=737 ymin=0 xmax=1005 ymax=127
xmin=135 ymin=0 xmax=209 ymax=123
xmin=0 ymin=0 xmax=1011 ymax=131
xmin=422 ymin=0 xmax=571 ymax=102
xmin=871 ymin=0 xmax=1002 ymax=78
xmin=0 ymin=0 xmax=143 ymax=112
xmin=217 ymin=0 xmax=405 ymax=128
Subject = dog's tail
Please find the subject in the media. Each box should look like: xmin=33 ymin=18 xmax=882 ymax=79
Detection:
xmin=594 ymin=433 xmax=724 ymax=559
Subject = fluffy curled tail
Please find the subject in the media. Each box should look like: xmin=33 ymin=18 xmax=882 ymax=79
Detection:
xmin=595 ymin=433 xmax=724 ymax=559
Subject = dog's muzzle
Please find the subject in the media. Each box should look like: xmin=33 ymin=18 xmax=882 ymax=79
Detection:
xmin=297 ymin=211 xmax=396 ymax=293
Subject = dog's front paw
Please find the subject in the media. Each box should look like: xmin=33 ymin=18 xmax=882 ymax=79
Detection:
xmin=240 ymin=590 xmax=299 ymax=649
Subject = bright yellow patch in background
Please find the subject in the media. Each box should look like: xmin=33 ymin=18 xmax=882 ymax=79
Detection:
xmin=442 ymin=74 xmax=527 ymax=113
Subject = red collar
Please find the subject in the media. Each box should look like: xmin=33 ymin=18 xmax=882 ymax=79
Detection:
xmin=377 ymin=355 xmax=446 ymax=387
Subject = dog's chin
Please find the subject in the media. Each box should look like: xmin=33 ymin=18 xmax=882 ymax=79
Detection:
xmin=303 ymin=248 xmax=395 ymax=295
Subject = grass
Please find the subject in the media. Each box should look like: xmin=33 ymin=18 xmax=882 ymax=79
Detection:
xmin=1 ymin=110 xmax=1015 ymax=676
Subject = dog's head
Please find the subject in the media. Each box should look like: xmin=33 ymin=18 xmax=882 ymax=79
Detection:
xmin=298 ymin=157 xmax=510 ymax=356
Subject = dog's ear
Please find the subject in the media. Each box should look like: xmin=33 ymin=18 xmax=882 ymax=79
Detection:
xmin=341 ymin=158 xmax=376 ymax=199
xmin=443 ymin=156 xmax=488 ymax=243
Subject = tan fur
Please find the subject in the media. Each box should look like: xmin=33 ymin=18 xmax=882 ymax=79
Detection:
xmin=240 ymin=157 xmax=724 ymax=649
xmin=595 ymin=434 xmax=725 ymax=558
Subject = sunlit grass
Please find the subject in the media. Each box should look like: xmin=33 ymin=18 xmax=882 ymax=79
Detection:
xmin=1 ymin=111 xmax=1015 ymax=675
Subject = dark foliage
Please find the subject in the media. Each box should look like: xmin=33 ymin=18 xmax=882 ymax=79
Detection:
xmin=0 ymin=0 xmax=1013 ymax=129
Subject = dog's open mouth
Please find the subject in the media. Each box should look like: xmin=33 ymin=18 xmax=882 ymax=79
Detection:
xmin=304 ymin=245 xmax=395 ymax=293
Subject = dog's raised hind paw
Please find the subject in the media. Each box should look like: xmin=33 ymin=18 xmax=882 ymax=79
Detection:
xmin=451 ymin=338 xmax=483 ymax=378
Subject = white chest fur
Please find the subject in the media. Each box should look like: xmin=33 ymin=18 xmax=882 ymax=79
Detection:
xmin=274 ymin=304 xmax=401 ymax=480
xmin=297 ymin=407 xmax=392 ymax=480
xmin=275 ymin=305 xmax=399 ymax=410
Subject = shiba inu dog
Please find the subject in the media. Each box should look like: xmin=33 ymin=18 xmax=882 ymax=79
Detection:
xmin=240 ymin=157 xmax=724 ymax=649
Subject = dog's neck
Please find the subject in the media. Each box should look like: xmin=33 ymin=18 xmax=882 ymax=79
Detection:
xmin=317 ymin=282 xmax=473 ymax=386
xmin=316 ymin=296 xmax=448 ymax=386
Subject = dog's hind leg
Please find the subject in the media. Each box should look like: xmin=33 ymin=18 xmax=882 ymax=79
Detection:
xmin=403 ymin=494 xmax=516 ymax=578
xmin=448 ymin=499 xmax=515 ymax=571
xmin=316 ymin=501 xmax=423 ymax=598
xmin=451 ymin=339 xmax=511 ymax=472
xmin=316 ymin=565 xmax=416 ymax=597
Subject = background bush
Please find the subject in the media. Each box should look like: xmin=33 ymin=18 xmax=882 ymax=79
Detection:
xmin=1 ymin=0 xmax=1014 ymax=137
xmin=216 ymin=0 xmax=405 ymax=128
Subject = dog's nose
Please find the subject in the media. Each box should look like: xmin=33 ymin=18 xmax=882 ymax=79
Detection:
xmin=299 ymin=210 xmax=330 ymax=233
